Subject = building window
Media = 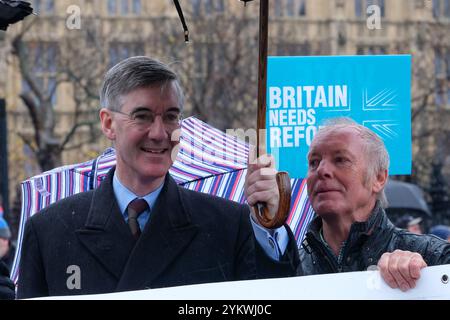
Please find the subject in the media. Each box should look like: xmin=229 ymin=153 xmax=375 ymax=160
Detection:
xmin=274 ymin=0 xmax=307 ymax=17
xmin=276 ymin=42 xmax=310 ymax=56
xmin=336 ymin=0 xmax=346 ymax=8
xmin=205 ymin=0 xmax=213 ymax=14
xmin=355 ymin=0 xmax=363 ymax=17
xmin=107 ymin=0 xmax=141 ymax=15
xmin=448 ymin=54 xmax=450 ymax=105
xmin=192 ymin=0 xmax=201 ymax=16
xmin=193 ymin=44 xmax=211 ymax=76
xmin=108 ymin=42 xmax=145 ymax=67
xmin=274 ymin=1 xmax=282 ymax=17
xmin=32 ymin=0 xmax=55 ymax=15
xmin=215 ymin=0 xmax=225 ymax=12
xmin=433 ymin=0 xmax=450 ymax=18
xmin=355 ymin=0 xmax=385 ymax=18
xmin=286 ymin=0 xmax=295 ymax=16
xmin=121 ymin=0 xmax=129 ymax=14
xmin=191 ymin=0 xmax=225 ymax=16
xmin=356 ymin=45 xmax=387 ymax=55
xmin=435 ymin=50 xmax=450 ymax=105
xmin=108 ymin=0 xmax=117 ymax=15
xmin=194 ymin=45 xmax=205 ymax=76
xmin=379 ymin=0 xmax=385 ymax=17
xmin=447 ymin=52 xmax=450 ymax=81
xmin=193 ymin=43 xmax=227 ymax=77
xmin=298 ymin=0 xmax=306 ymax=16
xmin=132 ymin=0 xmax=141 ymax=14
xmin=22 ymin=42 xmax=58 ymax=106
xmin=433 ymin=0 xmax=440 ymax=17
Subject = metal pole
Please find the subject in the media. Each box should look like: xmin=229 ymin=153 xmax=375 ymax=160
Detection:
xmin=0 ymin=99 xmax=9 ymax=217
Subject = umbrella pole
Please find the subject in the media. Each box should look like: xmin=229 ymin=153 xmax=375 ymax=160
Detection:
xmin=256 ymin=0 xmax=268 ymax=158
xmin=251 ymin=0 xmax=292 ymax=229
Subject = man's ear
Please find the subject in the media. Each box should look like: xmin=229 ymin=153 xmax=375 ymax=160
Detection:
xmin=372 ymin=169 xmax=388 ymax=194
xmin=99 ymin=108 xmax=115 ymax=141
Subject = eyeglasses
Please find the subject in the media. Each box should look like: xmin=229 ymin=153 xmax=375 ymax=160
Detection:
xmin=111 ymin=108 xmax=182 ymax=128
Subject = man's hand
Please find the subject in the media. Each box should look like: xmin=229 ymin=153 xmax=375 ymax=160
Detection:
xmin=244 ymin=148 xmax=279 ymax=226
xmin=378 ymin=250 xmax=427 ymax=292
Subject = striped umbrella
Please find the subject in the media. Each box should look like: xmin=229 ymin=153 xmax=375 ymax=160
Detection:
xmin=11 ymin=116 xmax=314 ymax=283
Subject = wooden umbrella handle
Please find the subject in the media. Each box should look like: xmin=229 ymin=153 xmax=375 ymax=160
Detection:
xmin=253 ymin=171 xmax=291 ymax=229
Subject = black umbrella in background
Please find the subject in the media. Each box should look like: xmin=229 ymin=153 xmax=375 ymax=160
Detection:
xmin=385 ymin=180 xmax=431 ymax=217
xmin=385 ymin=179 xmax=433 ymax=233
xmin=0 ymin=0 xmax=33 ymax=31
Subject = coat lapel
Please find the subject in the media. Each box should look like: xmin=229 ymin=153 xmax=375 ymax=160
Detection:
xmin=116 ymin=175 xmax=198 ymax=291
xmin=75 ymin=168 xmax=135 ymax=280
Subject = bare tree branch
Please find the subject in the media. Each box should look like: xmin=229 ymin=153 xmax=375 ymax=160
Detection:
xmin=60 ymin=121 xmax=99 ymax=151
xmin=17 ymin=132 xmax=36 ymax=154
xmin=12 ymin=35 xmax=44 ymax=102
xmin=411 ymin=86 xmax=435 ymax=121
xmin=63 ymin=138 xmax=99 ymax=152
xmin=19 ymin=92 xmax=41 ymax=147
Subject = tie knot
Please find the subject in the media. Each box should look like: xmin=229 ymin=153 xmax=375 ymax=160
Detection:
xmin=127 ymin=198 xmax=148 ymax=219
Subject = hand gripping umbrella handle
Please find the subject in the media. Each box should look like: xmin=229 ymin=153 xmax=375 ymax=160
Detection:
xmin=253 ymin=171 xmax=291 ymax=229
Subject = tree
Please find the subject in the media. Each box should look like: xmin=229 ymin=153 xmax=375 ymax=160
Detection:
xmin=9 ymin=18 xmax=104 ymax=172
xmin=429 ymin=160 xmax=450 ymax=225
xmin=407 ymin=19 xmax=450 ymax=224
xmin=151 ymin=5 xmax=260 ymax=131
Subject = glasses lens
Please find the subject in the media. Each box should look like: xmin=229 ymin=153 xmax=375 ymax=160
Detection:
xmin=129 ymin=110 xmax=181 ymax=127
xmin=131 ymin=110 xmax=154 ymax=125
xmin=162 ymin=111 xmax=181 ymax=125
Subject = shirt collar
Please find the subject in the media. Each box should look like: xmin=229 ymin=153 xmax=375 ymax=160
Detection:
xmin=112 ymin=171 xmax=164 ymax=215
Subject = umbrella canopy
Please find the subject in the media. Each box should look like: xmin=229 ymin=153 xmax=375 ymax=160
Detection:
xmin=385 ymin=180 xmax=431 ymax=217
xmin=0 ymin=0 xmax=33 ymax=31
xmin=11 ymin=117 xmax=314 ymax=283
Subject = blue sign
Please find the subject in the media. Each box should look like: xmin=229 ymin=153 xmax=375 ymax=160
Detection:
xmin=267 ymin=55 xmax=411 ymax=178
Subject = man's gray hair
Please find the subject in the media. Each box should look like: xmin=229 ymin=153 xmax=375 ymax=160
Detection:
xmin=99 ymin=56 xmax=184 ymax=111
xmin=312 ymin=117 xmax=390 ymax=208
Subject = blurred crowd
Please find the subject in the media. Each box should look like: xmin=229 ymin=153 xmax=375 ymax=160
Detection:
xmin=395 ymin=214 xmax=450 ymax=241
xmin=0 ymin=214 xmax=15 ymax=273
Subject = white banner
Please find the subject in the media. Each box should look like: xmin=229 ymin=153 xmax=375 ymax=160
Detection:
xmin=35 ymin=264 xmax=450 ymax=300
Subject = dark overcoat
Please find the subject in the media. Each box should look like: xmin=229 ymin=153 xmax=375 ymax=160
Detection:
xmin=18 ymin=169 xmax=298 ymax=298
